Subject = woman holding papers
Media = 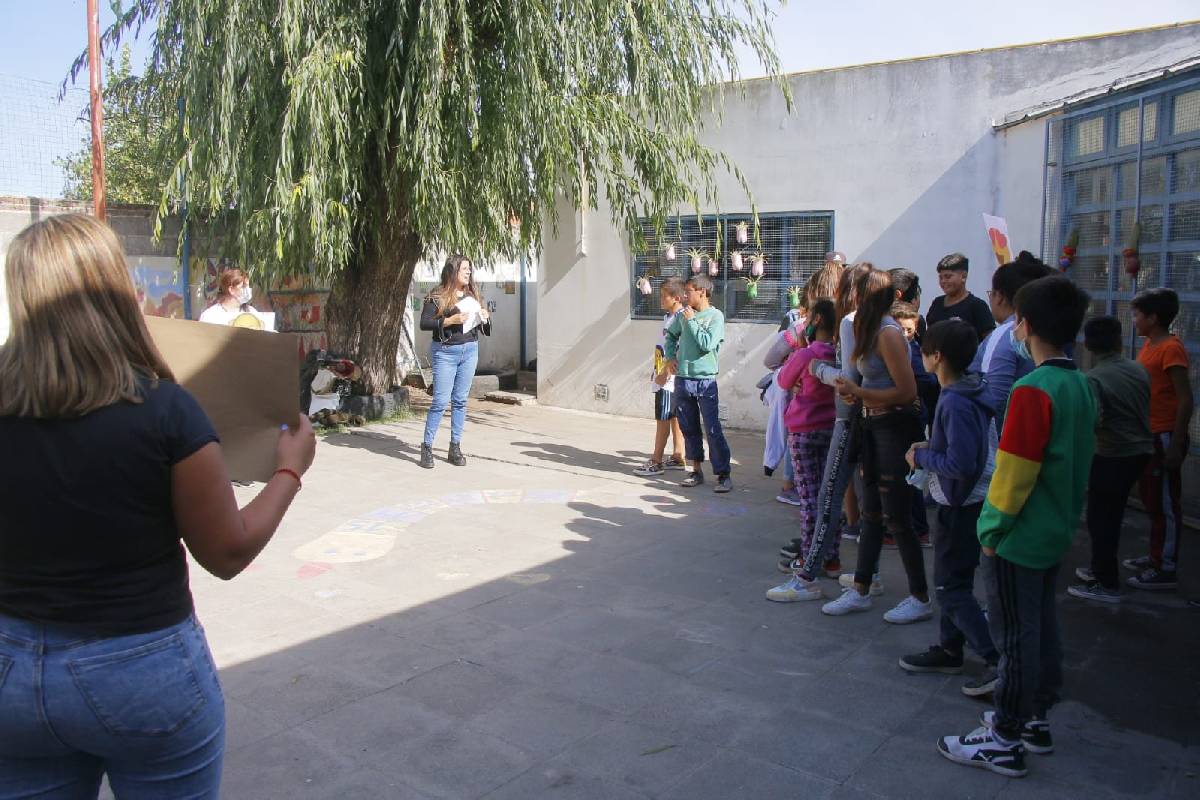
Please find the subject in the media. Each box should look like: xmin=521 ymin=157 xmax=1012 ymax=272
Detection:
xmin=419 ymin=254 xmax=491 ymax=469
xmin=0 ymin=214 xmax=316 ymax=795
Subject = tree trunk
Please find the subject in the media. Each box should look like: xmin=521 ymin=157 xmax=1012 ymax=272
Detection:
xmin=324 ymin=217 xmax=422 ymax=394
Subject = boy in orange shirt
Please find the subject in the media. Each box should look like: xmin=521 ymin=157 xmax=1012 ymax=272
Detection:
xmin=1126 ymin=288 xmax=1194 ymax=590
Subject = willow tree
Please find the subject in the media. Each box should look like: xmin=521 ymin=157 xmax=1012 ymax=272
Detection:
xmin=85 ymin=1 xmax=788 ymax=391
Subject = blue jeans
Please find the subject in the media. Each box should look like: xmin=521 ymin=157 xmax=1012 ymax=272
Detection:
xmin=423 ymin=340 xmax=479 ymax=446
xmin=673 ymin=378 xmax=731 ymax=476
xmin=0 ymin=613 xmax=224 ymax=799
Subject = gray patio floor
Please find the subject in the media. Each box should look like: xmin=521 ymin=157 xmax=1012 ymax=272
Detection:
xmin=173 ymin=400 xmax=1197 ymax=798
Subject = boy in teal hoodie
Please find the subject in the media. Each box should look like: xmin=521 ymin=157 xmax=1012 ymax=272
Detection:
xmin=938 ymin=276 xmax=1095 ymax=779
xmin=665 ymin=275 xmax=732 ymax=493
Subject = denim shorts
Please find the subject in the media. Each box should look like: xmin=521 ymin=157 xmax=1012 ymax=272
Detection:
xmin=0 ymin=612 xmax=225 ymax=798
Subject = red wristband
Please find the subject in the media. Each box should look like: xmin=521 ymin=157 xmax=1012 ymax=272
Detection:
xmin=274 ymin=468 xmax=302 ymax=489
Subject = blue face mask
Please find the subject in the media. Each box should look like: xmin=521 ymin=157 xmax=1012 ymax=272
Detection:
xmin=1009 ymin=325 xmax=1031 ymax=361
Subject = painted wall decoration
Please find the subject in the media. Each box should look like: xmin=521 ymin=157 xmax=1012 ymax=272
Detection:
xmin=269 ymin=275 xmax=331 ymax=360
xmin=130 ymin=257 xmax=186 ymax=319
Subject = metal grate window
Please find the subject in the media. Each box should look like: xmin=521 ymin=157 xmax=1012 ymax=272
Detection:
xmin=1173 ymin=89 xmax=1200 ymax=136
xmin=630 ymin=211 xmax=834 ymax=323
xmin=1118 ymin=102 xmax=1158 ymax=147
xmin=1045 ymin=75 xmax=1200 ymax=518
xmin=1072 ymin=115 xmax=1105 ymax=156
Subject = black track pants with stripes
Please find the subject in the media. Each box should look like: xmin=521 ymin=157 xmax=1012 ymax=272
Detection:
xmin=981 ymin=553 xmax=1062 ymax=742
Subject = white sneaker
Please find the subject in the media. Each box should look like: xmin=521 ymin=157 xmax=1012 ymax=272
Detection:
xmin=937 ymin=726 xmax=1027 ymax=777
xmin=821 ymin=587 xmax=873 ymax=616
xmin=838 ymin=572 xmax=884 ymax=596
xmin=1074 ymin=566 xmax=1095 ymax=582
xmin=883 ymin=595 xmax=934 ymax=625
xmin=766 ymin=576 xmax=823 ymax=603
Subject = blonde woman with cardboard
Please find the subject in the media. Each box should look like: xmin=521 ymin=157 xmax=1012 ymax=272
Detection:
xmin=0 ymin=214 xmax=315 ymax=797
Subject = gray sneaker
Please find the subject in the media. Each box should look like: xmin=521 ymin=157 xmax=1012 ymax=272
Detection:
xmin=962 ymin=667 xmax=999 ymax=697
xmin=632 ymin=460 xmax=665 ymax=476
xmin=1067 ymin=580 xmax=1121 ymax=604
xmin=714 ymin=474 xmax=732 ymax=493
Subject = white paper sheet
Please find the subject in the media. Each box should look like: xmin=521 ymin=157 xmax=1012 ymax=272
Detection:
xmin=456 ymin=296 xmax=483 ymax=333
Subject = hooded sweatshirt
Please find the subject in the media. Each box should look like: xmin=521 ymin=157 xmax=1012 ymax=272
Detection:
xmin=777 ymin=340 xmax=837 ymax=433
xmin=969 ymin=315 xmax=1034 ymax=433
xmin=913 ymin=372 xmax=994 ymax=509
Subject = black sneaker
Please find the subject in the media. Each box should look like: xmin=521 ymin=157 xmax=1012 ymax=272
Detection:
xmin=938 ymin=726 xmax=1027 ymax=777
xmin=779 ymin=538 xmax=803 ymax=559
xmin=777 ymin=557 xmax=799 ymax=574
xmin=714 ymin=474 xmax=732 ymax=493
xmin=899 ymin=646 xmax=964 ymax=675
xmin=981 ymin=711 xmax=1053 ymax=754
xmin=680 ymin=471 xmax=704 ymax=488
xmin=961 ymin=667 xmax=999 ymax=697
xmin=419 ymin=444 xmax=435 ymax=469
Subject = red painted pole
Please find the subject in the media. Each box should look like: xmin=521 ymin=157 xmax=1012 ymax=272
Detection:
xmin=87 ymin=0 xmax=106 ymax=220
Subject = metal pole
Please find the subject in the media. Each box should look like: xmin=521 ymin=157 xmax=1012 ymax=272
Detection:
xmin=518 ymin=254 xmax=528 ymax=369
xmin=1039 ymin=119 xmax=1050 ymax=260
xmin=87 ymin=0 xmax=106 ymax=221
xmin=178 ymin=98 xmax=191 ymax=318
xmin=1130 ymin=98 xmax=1145 ymax=357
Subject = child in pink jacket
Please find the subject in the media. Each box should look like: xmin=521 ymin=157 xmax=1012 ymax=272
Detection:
xmin=768 ymin=300 xmax=838 ymax=600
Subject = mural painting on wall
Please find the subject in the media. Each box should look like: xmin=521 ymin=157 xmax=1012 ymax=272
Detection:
xmin=131 ymin=259 xmax=186 ymax=319
xmin=268 ymin=274 xmax=331 ymax=360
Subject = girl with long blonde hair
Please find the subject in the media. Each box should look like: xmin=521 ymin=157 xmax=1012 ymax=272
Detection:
xmin=0 ymin=214 xmax=314 ymax=794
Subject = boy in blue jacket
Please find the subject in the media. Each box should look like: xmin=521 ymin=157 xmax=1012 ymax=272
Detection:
xmin=901 ymin=319 xmax=999 ymax=689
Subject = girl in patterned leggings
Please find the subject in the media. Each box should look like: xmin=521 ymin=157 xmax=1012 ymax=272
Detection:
xmin=766 ymin=300 xmax=838 ymax=602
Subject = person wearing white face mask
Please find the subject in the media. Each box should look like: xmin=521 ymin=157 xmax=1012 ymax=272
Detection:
xmin=199 ymin=268 xmax=258 ymax=325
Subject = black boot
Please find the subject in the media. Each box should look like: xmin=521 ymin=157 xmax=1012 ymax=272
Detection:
xmin=447 ymin=441 xmax=466 ymax=466
xmin=419 ymin=444 xmax=435 ymax=469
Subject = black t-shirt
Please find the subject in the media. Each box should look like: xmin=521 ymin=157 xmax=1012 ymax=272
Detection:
xmin=926 ymin=293 xmax=995 ymax=344
xmin=0 ymin=379 xmax=218 ymax=634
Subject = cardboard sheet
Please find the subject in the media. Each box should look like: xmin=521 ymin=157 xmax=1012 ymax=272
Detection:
xmin=145 ymin=316 xmax=300 ymax=482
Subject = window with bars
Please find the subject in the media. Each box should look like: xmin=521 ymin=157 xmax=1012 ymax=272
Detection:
xmin=629 ymin=211 xmax=834 ymax=323
xmin=1046 ymin=77 xmax=1200 ymax=515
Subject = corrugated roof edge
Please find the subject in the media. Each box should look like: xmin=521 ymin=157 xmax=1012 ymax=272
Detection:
xmin=992 ymin=53 xmax=1200 ymax=130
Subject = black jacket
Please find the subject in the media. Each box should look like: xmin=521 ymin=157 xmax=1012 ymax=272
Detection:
xmin=420 ymin=295 xmax=492 ymax=345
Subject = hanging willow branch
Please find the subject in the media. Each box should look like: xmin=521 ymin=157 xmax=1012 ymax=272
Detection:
xmin=68 ymin=0 xmax=790 ymax=286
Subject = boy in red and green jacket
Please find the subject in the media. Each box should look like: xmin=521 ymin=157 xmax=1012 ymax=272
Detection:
xmin=939 ymin=276 xmax=1095 ymax=779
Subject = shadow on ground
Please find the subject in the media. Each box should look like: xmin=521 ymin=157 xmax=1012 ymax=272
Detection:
xmin=204 ymin=417 xmax=1198 ymax=800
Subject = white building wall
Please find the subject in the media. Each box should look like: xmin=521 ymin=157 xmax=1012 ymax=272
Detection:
xmin=538 ymin=23 xmax=1200 ymax=430
xmin=408 ymin=255 xmax=537 ymax=375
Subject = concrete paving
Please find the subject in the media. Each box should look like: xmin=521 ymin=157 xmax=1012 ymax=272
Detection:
xmin=173 ymin=400 xmax=1196 ymax=798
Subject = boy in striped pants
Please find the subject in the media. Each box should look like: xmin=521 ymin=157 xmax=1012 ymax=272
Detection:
xmin=938 ymin=276 xmax=1095 ymax=778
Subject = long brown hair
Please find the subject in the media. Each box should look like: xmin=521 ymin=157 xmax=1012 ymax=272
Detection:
xmin=851 ymin=267 xmax=896 ymax=363
xmin=0 ymin=213 xmax=175 ymax=418
xmin=431 ymin=254 xmax=482 ymax=316
xmin=834 ymin=262 xmax=873 ymax=335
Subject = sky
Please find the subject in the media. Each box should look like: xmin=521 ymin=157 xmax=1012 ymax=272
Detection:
xmin=0 ymin=0 xmax=1197 ymax=196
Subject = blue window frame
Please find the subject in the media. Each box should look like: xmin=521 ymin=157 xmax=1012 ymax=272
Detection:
xmin=1049 ymin=73 xmax=1200 ymax=460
